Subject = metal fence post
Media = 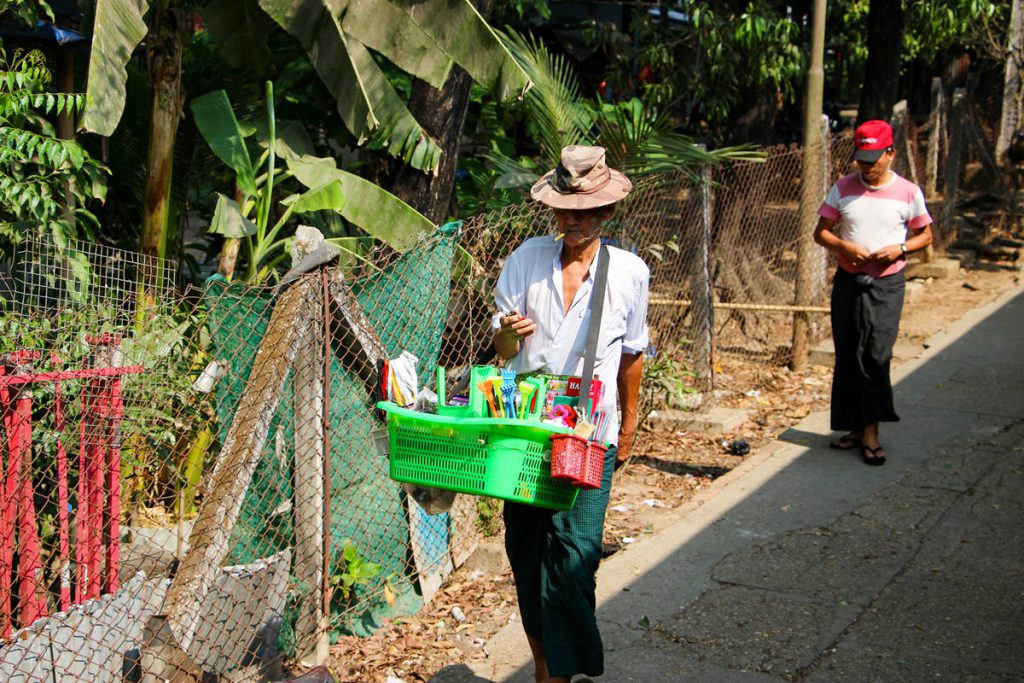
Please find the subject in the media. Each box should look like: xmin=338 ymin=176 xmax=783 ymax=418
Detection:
xmin=942 ymin=88 xmax=968 ymax=249
xmin=693 ymin=157 xmax=715 ymax=391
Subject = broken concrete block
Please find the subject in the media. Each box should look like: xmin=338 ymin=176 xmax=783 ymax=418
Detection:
xmin=648 ymin=407 xmax=752 ymax=437
xmin=907 ymin=258 xmax=960 ymax=280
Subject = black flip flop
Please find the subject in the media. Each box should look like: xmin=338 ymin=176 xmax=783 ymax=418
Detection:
xmin=861 ymin=444 xmax=887 ymax=466
xmin=830 ymin=433 xmax=861 ymax=450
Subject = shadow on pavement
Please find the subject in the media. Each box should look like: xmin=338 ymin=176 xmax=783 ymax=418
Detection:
xmin=432 ymin=285 xmax=1024 ymax=683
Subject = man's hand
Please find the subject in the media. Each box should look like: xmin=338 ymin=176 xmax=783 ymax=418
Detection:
xmin=869 ymin=244 xmax=903 ymax=266
xmin=493 ymin=310 xmax=536 ymax=359
xmin=614 ymin=429 xmax=635 ymax=471
xmin=843 ymin=243 xmax=872 ymax=269
xmin=497 ymin=311 xmax=536 ymax=342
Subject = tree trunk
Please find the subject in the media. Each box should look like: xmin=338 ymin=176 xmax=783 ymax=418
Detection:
xmin=857 ymin=0 xmax=904 ymax=123
xmin=996 ymin=0 xmax=1023 ymax=164
xmin=141 ymin=5 xmax=186 ymax=263
xmin=390 ymin=0 xmax=494 ymax=223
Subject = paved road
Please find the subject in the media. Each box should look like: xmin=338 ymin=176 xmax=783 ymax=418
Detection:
xmin=432 ymin=279 xmax=1024 ymax=683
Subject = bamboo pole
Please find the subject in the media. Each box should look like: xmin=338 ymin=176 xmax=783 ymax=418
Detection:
xmin=650 ymin=299 xmax=831 ymax=313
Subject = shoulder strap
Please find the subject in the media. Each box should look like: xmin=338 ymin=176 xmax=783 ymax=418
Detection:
xmin=578 ymin=244 xmax=609 ymax=419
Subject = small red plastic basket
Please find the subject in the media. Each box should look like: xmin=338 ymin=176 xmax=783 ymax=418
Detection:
xmin=549 ymin=434 xmax=607 ymax=490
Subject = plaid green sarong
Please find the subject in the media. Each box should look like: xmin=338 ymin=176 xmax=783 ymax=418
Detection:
xmin=503 ymin=445 xmax=617 ymax=678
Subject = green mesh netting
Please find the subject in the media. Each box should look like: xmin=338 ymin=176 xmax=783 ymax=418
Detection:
xmin=203 ymin=224 xmax=459 ymax=638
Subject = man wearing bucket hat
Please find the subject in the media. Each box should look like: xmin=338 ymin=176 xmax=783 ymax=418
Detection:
xmin=814 ymin=120 xmax=933 ymax=466
xmin=492 ymin=145 xmax=650 ymax=682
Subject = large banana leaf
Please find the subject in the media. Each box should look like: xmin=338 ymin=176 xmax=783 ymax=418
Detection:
xmin=202 ymin=0 xmax=276 ymax=74
xmin=191 ymin=90 xmax=258 ymax=196
xmin=341 ymin=0 xmax=452 ymax=89
xmin=80 ymin=0 xmax=149 ymax=136
xmin=400 ymin=0 xmax=531 ymax=102
xmin=281 ymin=179 xmax=347 ymax=214
xmin=259 ymin=0 xmax=445 ymax=171
xmin=258 ymin=0 xmax=376 ymax=140
xmin=345 ymin=38 xmax=442 ymax=171
xmin=209 ymin=193 xmax=258 ymax=238
xmin=288 ymin=154 xmax=433 ymax=251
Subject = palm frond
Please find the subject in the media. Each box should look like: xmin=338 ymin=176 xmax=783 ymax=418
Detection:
xmin=499 ymin=29 xmax=593 ymax=164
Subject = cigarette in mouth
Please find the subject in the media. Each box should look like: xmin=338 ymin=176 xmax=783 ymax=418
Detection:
xmin=553 ymin=233 xmax=565 ymax=241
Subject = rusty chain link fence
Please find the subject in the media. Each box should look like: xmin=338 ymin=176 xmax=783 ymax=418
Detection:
xmin=0 ymin=100 xmax=971 ymax=679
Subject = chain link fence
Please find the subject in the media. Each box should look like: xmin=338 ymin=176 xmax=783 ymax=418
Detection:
xmin=0 ymin=99 xmax=975 ymax=679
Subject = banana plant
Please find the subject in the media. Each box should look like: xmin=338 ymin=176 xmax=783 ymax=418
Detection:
xmin=192 ymin=81 xmax=434 ymax=282
xmin=81 ymin=0 xmax=530 ymax=175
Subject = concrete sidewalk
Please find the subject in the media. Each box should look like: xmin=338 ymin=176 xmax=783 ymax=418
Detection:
xmin=432 ymin=276 xmax=1024 ymax=683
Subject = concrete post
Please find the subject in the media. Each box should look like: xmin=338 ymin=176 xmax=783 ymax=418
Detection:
xmin=293 ymin=278 xmax=329 ymax=666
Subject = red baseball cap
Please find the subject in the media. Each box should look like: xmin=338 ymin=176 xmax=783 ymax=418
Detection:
xmin=853 ymin=120 xmax=893 ymax=162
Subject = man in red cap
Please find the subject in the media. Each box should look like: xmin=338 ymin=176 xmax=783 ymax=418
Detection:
xmin=813 ymin=120 xmax=933 ymax=465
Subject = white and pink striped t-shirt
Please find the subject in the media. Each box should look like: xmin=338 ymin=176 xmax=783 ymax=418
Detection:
xmin=818 ymin=172 xmax=932 ymax=278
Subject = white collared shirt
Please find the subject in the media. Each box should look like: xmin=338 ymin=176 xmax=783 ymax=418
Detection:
xmin=492 ymin=236 xmax=650 ymax=444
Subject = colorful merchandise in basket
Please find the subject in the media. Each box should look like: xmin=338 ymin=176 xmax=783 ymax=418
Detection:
xmin=376 ymin=364 xmax=612 ymax=510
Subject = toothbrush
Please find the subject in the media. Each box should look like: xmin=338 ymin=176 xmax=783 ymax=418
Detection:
xmin=517 ymin=382 xmax=535 ymax=420
xmin=477 ymin=381 xmax=500 ymax=417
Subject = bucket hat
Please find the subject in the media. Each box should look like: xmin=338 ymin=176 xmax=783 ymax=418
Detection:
xmin=530 ymin=145 xmax=633 ymax=210
xmin=853 ymin=120 xmax=893 ymax=163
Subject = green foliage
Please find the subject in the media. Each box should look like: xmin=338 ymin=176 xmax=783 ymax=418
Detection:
xmin=193 ymin=81 xmax=434 ymax=281
xmin=331 ymin=539 xmax=383 ymax=602
xmin=458 ymin=29 xmax=765 ymax=214
xmin=491 ymin=0 xmax=551 ymax=27
xmin=585 ymin=2 xmax=804 ymax=133
xmin=828 ymin=0 xmax=1004 ymax=90
xmin=642 ymin=343 xmax=698 ymax=413
xmin=475 ymin=498 xmax=503 ymax=537
xmin=0 ymin=0 xmax=54 ymax=25
xmin=0 ymin=48 xmax=107 ymax=260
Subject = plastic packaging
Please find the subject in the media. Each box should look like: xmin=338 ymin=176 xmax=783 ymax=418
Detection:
xmin=402 ymin=482 xmax=457 ymax=514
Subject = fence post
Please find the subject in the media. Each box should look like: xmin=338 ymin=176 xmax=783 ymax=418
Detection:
xmin=814 ymin=116 xmax=831 ymax=305
xmin=926 ymin=78 xmax=943 ymax=199
xmin=790 ymin=117 xmax=831 ymax=374
xmin=791 ymin=0 xmax=826 ymax=372
xmin=693 ymin=156 xmax=714 ymax=391
xmin=996 ymin=0 xmax=1023 ymax=164
xmin=942 ymin=88 xmax=968 ymax=249
xmin=892 ymin=100 xmax=920 ymax=186
xmin=293 ymin=273 xmax=329 ymax=666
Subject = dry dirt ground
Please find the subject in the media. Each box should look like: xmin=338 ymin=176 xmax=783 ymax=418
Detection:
xmin=323 ymin=260 xmax=1021 ymax=683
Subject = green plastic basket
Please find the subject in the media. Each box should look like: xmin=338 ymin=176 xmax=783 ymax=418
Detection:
xmin=377 ymin=402 xmax=579 ymax=510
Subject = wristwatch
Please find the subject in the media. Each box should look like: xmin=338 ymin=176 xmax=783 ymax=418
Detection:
xmin=900 ymin=243 xmax=908 ymax=256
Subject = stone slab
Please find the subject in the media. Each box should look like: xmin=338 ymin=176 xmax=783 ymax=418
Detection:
xmin=903 ymin=279 xmax=925 ymax=304
xmin=807 ymin=340 xmax=834 ymax=367
xmin=906 ymin=258 xmax=960 ymax=280
xmin=648 ymin=407 xmax=752 ymax=436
